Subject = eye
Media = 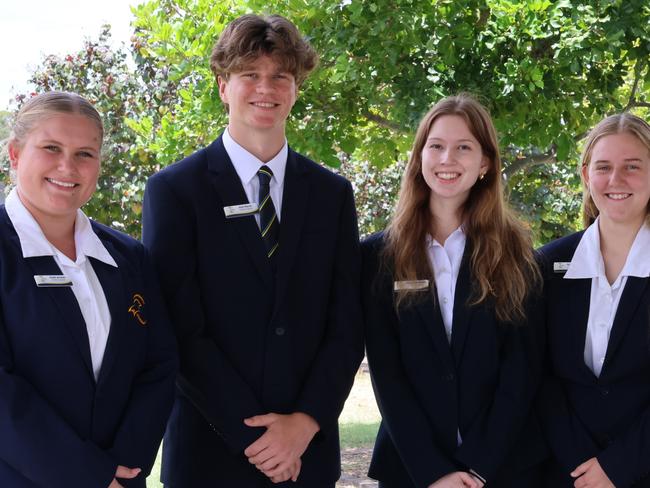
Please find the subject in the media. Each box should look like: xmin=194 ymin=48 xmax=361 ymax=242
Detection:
xmin=594 ymin=164 xmax=610 ymax=172
xmin=43 ymin=145 xmax=60 ymax=152
xmin=77 ymin=151 xmax=95 ymax=158
xmin=626 ymin=164 xmax=640 ymax=171
xmin=458 ymin=144 xmax=472 ymax=151
xmin=429 ymin=143 xmax=443 ymax=150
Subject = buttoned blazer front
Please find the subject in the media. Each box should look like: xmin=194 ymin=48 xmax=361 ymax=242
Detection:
xmin=538 ymin=232 xmax=650 ymax=487
xmin=142 ymin=135 xmax=364 ymax=487
xmin=0 ymin=208 xmax=178 ymax=488
xmin=361 ymin=232 xmax=546 ymax=488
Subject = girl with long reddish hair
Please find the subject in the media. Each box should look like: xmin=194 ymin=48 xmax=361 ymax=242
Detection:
xmin=362 ymin=94 xmax=546 ymax=487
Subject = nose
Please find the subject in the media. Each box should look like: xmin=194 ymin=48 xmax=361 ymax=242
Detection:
xmin=255 ymin=76 xmax=275 ymax=94
xmin=56 ymin=152 xmax=76 ymax=173
xmin=609 ymin=166 xmax=625 ymax=185
xmin=440 ymin=148 xmax=454 ymax=164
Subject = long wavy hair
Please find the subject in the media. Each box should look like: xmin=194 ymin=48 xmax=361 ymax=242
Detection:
xmin=580 ymin=113 xmax=650 ymax=227
xmin=384 ymin=94 xmax=540 ymax=323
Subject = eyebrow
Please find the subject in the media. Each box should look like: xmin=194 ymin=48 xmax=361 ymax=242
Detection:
xmin=426 ymin=137 xmax=476 ymax=143
xmin=592 ymin=158 xmax=644 ymax=164
xmin=40 ymin=139 xmax=99 ymax=152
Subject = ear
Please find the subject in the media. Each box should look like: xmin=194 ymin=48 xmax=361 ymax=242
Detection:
xmin=217 ymin=75 xmax=228 ymax=104
xmin=480 ymin=156 xmax=489 ymax=176
xmin=7 ymin=142 xmax=20 ymax=170
xmin=581 ymin=163 xmax=590 ymax=187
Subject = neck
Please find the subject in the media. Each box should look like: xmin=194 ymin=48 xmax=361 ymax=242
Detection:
xmin=228 ymin=125 xmax=286 ymax=163
xmin=598 ymin=216 xmax=643 ymax=256
xmin=430 ymin=200 xmax=463 ymax=245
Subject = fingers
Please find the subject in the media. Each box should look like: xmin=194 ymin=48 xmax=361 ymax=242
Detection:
xmin=244 ymin=432 xmax=273 ymax=458
xmin=571 ymin=458 xmax=592 ymax=478
xmin=244 ymin=413 xmax=278 ymax=427
xmin=458 ymin=472 xmax=479 ymax=488
xmin=114 ymin=465 xmax=141 ymax=479
xmin=291 ymin=458 xmax=301 ymax=482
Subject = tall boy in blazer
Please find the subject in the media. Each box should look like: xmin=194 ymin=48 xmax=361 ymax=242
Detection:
xmin=142 ymin=14 xmax=364 ymax=488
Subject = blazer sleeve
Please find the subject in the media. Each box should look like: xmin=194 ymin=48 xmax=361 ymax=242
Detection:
xmin=294 ymin=181 xmax=365 ymax=434
xmin=142 ymin=173 xmax=265 ymax=454
xmin=454 ymin=293 xmax=547 ymax=482
xmin=107 ymin=249 xmax=178 ymax=484
xmin=362 ymin=238 xmax=458 ymax=486
xmin=0 ymin=298 xmax=116 ymax=487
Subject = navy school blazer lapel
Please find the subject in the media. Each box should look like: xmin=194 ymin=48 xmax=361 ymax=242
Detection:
xmin=90 ymin=239 xmax=127 ymax=386
xmin=273 ymin=149 xmax=309 ymax=312
xmin=557 ymin=274 xmax=594 ymax=379
xmin=450 ymin=248 xmax=474 ymax=365
xmin=21 ymin=252 xmax=95 ymax=380
xmin=405 ymin=292 xmax=455 ymax=372
xmin=603 ymin=276 xmax=649 ymax=373
xmin=206 ymin=137 xmax=274 ymax=292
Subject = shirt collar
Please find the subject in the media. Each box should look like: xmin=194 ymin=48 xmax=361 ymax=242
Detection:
xmin=426 ymin=226 xmax=466 ymax=252
xmin=5 ymin=188 xmax=117 ymax=267
xmin=223 ymin=127 xmax=288 ymax=187
xmin=564 ymin=217 xmax=650 ymax=280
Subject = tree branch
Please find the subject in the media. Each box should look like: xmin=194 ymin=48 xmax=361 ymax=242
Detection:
xmin=503 ymin=147 xmax=557 ymax=179
xmin=623 ymin=60 xmax=646 ymax=112
xmin=361 ymin=110 xmax=406 ymax=132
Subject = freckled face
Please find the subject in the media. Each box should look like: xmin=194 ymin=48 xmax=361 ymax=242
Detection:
xmin=583 ymin=132 xmax=650 ymax=229
xmin=9 ymin=113 xmax=101 ymax=224
xmin=421 ymin=114 xmax=489 ymax=212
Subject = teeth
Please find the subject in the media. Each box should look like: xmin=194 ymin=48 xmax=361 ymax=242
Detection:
xmin=47 ymin=178 xmax=76 ymax=188
xmin=437 ymin=172 xmax=460 ymax=180
xmin=607 ymin=193 xmax=630 ymax=200
xmin=253 ymin=102 xmax=276 ymax=108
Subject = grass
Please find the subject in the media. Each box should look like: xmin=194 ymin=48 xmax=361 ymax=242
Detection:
xmin=146 ymin=364 xmax=380 ymax=487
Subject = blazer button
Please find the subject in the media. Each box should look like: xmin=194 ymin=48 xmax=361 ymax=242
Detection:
xmin=444 ymin=373 xmax=455 ymax=381
xmin=275 ymin=327 xmax=286 ymax=336
xmin=601 ymin=388 xmax=609 ymax=396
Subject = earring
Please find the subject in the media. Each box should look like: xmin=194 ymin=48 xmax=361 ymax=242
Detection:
xmin=479 ymin=172 xmax=485 ymax=181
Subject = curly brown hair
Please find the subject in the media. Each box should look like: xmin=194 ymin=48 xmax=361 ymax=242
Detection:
xmin=210 ymin=14 xmax=318 ymax=86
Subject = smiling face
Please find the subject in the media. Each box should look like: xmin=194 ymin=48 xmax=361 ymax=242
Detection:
xmin=583 ymin=131 xmax=650 ymax=230
xmin=421 ymin=114 xmax=489 ymax=216
xmin=218 ymin=54 xmax=297 ymax=145
xmin=9 ymin=113 xmax=101 ymax=226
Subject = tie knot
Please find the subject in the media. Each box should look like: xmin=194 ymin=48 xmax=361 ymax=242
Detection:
xmin=258 ymin=166 xmax=273 ymax=184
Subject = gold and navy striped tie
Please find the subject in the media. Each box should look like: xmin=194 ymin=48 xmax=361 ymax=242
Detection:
xmin=257 ymin=166 xmax=280 ymax=258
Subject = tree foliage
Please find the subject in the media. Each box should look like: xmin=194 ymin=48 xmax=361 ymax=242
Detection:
xmin=5 ymin=1 xmax=650 ymax=241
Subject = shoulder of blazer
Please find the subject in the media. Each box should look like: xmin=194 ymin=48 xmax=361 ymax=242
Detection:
xmin=89 ymin=219 xmax=144 ymax=269
xmin=289 ymin=148 xmax=351 ymax=189
xmin=537 ymin=231 xmax=585 ymax=277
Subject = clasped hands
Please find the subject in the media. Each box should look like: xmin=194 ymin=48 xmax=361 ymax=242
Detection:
xmin=244 ymin=412 xmax=320 ymax=484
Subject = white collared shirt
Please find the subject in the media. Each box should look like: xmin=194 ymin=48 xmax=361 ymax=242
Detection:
xmin=564 ymin=218 xmax=650 ymax=377
xmin=6 ymin=188 xmax=117 ymax=381
xmin=426 ymin=227 xmax=467 ymax=343
xmin=223 ymin=128 xmax=287 ymax=227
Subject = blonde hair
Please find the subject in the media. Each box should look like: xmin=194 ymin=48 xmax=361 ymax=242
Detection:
xmin=9 ymin=91 xmax=103 ymax=151
xmin=384 ymin=94 xmax=540 ymax=323
xmin=580 ymin=113 xmax=650 ymax=227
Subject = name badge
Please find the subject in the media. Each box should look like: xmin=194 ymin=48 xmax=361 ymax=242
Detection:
xmin=224 ymin=203 xmax=258 ymax=219
xmin=553 ymin=262 xmax=570 ymax=273
xmin=394 ymin=279 xmax=430 ymax=291
xmin=34 ymin=275 xmax=72 ymax=287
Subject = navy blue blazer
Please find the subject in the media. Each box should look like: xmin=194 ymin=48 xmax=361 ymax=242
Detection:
xmin=361 ymin=233 xmax=547 ymax=488
xmin=0 ymin=207 xmax=177 ymax=488
xmin=538 ymin=232 xmax=650 ymax=487
xmin=142 ymin=135 xmax=364 ymax=487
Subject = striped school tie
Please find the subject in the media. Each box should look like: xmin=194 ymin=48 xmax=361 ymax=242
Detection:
xmin=257 ymin=166 xmax=280 ymax=258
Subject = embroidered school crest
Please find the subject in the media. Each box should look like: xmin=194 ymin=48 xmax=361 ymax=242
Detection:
xmin=128 ymin=293 xmax=148 ymax=326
